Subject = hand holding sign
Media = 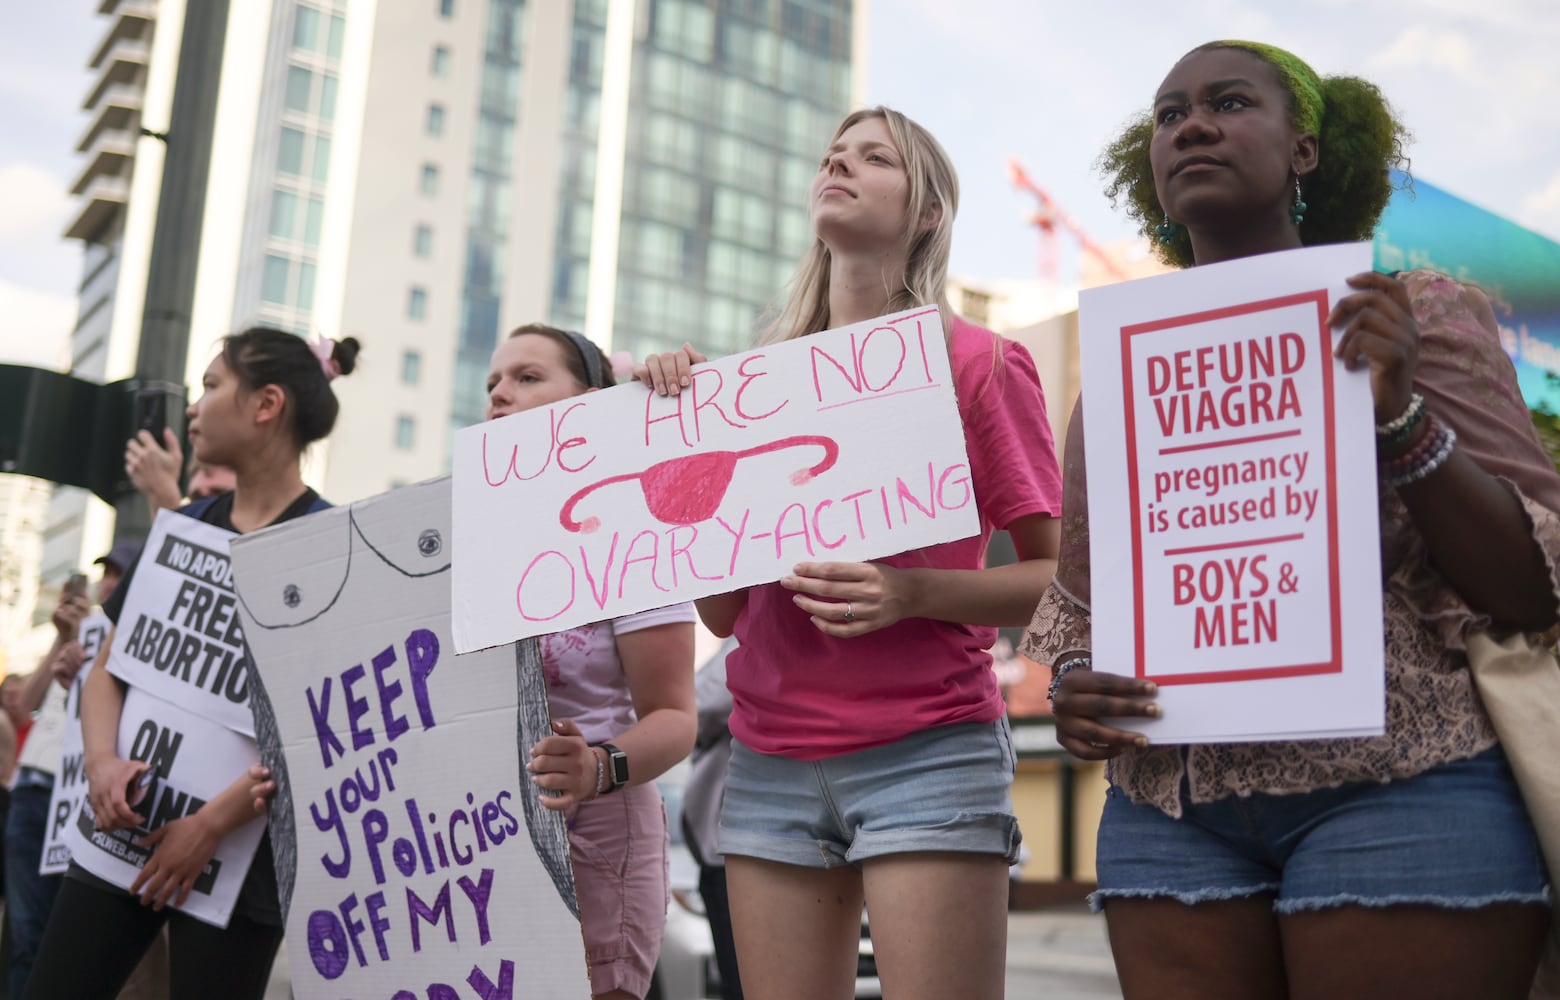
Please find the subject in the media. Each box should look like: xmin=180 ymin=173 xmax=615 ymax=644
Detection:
xmin=527 ymin=719 xmax=599 ymax=810
xmin=635 ymin=343 xmax=709 ymax=397
xmin=1050 ymin=670 xmax=1158 ymax=761
xmin=86 ymin=754 xmax=149 ymax=831
xmin=782 ymin=560 xmax=914 ymax=637
xmin=1330 ymin=272 xmax=1422 ymax=423
xmin=246 ymin=764 xmax=276 ymax=815
xmin=131 ymin=812 xmax=221 ymax=910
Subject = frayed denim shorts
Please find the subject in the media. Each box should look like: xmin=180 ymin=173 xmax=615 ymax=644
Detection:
xmin=719 ymin=719 xmax=1022 ymax=868
xmin=1094 ymin=746 xmax=1549 ymax=914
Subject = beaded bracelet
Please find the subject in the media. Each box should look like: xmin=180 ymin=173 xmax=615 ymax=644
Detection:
xmin=1384 ymin=420 xmax=1457 ymax=489
xmin=1376 ymin=393 xmax=1425 ymax=437
xmin=1378 ymin=404 xmax=1428 ymax=451
xmin=1380 ymin=412 xmax=1443 ymax=478
xmin=1047 ymin=656 xmax=1092 ymax=704
xmin=591 ymin=748 xmax=607 ymax=799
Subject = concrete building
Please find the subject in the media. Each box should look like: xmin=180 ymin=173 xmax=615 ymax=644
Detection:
xmin=43 ymin=0 xmax=865 ymax=582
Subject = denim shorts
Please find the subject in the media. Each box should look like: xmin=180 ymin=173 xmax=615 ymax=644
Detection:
xmin=719 ymin=719 xmax=1021 ymax=868
xmin=1094 ymin=746 xmax=1550 ymax=914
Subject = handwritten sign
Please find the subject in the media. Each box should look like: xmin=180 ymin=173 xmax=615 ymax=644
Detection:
xmin=105 ymin=510 xmax=253 ymax=736
xmin=64 ymin=685 xmax=266 ymax=927
xmin=1080 ymin=243 xmax=1384 ymax=743
xmin=231 ymin=478 xmax=589 ymax=1000
xmin=40 ymin=611 xmax=111 ymax=875
xmin=451 ymin=306 xmax=979 ymax=650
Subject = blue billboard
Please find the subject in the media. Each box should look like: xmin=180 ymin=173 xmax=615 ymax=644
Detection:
xmin=1374 ymin=170 xmax=1560 ymax=413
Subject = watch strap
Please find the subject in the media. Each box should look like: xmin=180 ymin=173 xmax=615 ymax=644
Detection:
xmin=591 ymin=741 xmax=629 ymax=792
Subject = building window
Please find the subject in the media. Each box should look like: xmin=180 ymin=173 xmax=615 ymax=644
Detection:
xmin=420 ymin=163 xmax=439 ymax=195
xmin=402 ymin=350 xmax=422 ymax=385
xmin=413 ymin=224 xmax=433 ymax=256
xmin=408 ymin=287 xmax=428 ymax=320
xmin=303 ymin=196 xmax=324 ymax=246
xmin=284 ymin=66 xmax=313 ymax=114
xmin=278 ymin=127 xmax=306 ymax=174
xmin=293 ymin=6 xmax=321 ymax=52
xmin=261 ymin=255 xmax=290 ymax=304
xmin=431 ymin=45 xmax=451 ymax=77
xmin=438 ymin=0 xmax=454 ymax=17
xmin=395 ymin=415 xmax=416 ymax=450
xmin=268 ymin=191 xmax=299 ymax=240
xmin=426 ymin=103 xmax=445 ymax=136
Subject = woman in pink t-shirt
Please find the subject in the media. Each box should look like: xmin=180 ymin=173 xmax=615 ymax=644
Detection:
xmin=637 ymin=107 xmax=1063 ymax=1000
xmin=488 ymin=323 xmax=697 ymax=1000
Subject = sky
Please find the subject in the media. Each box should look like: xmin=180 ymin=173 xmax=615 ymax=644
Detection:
xmin=3 ymin=0 xmax=1558 ymax=366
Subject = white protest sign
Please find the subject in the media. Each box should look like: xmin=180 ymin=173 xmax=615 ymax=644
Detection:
xmin=452 ymin=306 xmax=979 ymax=650
xmin=64 ymin=685 xmax=265 ymax=927
xmin=40 ymin=611 xmax=112 ymax=875
xmin=1080 ymin=242 xmax=1384 ymax=743
xmin=106 ymin=510 xmax=253 ymax=736
xmin=231 ymin=478 xmax=590 ymax=1000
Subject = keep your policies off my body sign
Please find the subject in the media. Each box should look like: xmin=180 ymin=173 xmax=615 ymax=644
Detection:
xmin=452 ymin=306 xmax=981 ymax=650
xmin=1080 ymin=243 xmax=1385 ymax=744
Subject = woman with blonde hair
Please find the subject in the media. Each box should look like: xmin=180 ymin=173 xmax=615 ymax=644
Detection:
xmin=639 ymin=106 xmax=1063 ymax=1000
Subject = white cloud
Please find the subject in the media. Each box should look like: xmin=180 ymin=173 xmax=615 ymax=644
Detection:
xmin=0 ymin=279 xmax=74 ymax=367
xmin=0 ymin=163 xmax=72 ymax=242
xmin=1371 ymin=25 xmax=1478 ymax=77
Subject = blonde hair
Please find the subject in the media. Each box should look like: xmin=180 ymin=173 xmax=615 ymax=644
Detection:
xmin=758 ymin=106 xmax=959 ymax=346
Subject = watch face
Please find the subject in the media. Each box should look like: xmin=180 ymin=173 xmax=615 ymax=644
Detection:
xmin=608 ymin=749 xmax=630 ymax=785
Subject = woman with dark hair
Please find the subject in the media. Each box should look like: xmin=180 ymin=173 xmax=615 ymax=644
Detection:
xmin=1025 ymin=41 xmax=1560 ymax=998
xmin=489 ymin=323 xmax=697 ymax=1000
xmin=25 ymin=328 xmax=359 ymax=1000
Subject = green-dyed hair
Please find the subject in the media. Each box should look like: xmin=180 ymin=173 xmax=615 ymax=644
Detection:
xmin=1098 ymin=40 xmax=1411 ymax=268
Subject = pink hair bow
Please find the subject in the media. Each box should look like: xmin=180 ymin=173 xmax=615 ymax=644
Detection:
xmin=310 ymin=335 xmax=341 ymax=380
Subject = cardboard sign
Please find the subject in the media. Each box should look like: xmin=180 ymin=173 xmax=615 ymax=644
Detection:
xmin=231 ymin=478 xmax=589 ymax=1000
xmin=64 ymin=685 xmax=266 ymax=927
xmin=451 ymin=306 xmax=979 ymax=650
xmin=106 ymin=510 xmax=254 ymax=737
xmin=40 ymin=611 xmax=112 ymax=875
xmin=1080 ymin=243 xmax=1384 ymax=743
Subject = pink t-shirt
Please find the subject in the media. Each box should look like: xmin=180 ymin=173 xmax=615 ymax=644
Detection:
xmin=728 ymin=318 xmax=1064 ymax=759
xmin=540 ymin=603 xmax=696 ymax=744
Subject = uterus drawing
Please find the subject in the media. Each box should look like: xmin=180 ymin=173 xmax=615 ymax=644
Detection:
xmin=559 ymin=435 xmax=840 ymax=533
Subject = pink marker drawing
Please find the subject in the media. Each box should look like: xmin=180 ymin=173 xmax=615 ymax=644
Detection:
xmin=559 ymin=435 xmax=840 ymax=533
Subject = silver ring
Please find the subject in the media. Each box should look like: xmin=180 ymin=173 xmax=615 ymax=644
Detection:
xmin=843 ymin=602 xmax=855 ymax=622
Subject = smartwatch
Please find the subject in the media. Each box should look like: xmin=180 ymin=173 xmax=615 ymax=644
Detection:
xmin=592 ymin=742 xmax=629 ymax=793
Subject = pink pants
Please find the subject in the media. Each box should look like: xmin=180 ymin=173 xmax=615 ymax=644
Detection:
xmin=568 ymin=782 xmax=668 ymax=998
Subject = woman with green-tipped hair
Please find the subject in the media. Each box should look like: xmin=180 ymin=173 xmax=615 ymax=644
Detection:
xmin=1024 ymin=41 xmax=1560 ymax=998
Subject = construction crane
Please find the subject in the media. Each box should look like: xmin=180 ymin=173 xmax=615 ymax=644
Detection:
xmin=1007 ymin=158 xmax=1128 ymax=283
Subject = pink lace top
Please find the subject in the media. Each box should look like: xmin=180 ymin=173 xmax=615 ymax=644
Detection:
xmin=1021 ymin=270 xmax=1560 ymax=817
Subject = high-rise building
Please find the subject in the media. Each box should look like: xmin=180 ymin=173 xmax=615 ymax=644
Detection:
xmin=44 ymin=0 xmax=865 ymax=582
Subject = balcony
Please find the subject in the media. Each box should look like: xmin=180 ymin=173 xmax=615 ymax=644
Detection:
xmin=82 ymin=35 xmax=150 ymax=110
xmin=76 ymin=83 xmax=143 ymax=153
xmin=88 ymin=2 xmax=155 ymax=69
xmin=97 ymin=0 xmax=154 ymax=15
xmin=64 ymin=174 xmax=131 ymax=244
xmin=68 ymin=130 xmax=136 ymax=196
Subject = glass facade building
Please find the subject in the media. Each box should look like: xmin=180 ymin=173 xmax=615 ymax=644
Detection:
xmin=447 ymin=0 xmax=858 ymax=429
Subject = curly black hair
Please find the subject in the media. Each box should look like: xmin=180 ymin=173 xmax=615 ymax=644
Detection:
xmin=1099 ymin=41 xmax=1411 ymax=268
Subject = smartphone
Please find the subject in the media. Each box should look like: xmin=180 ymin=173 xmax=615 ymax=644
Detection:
xmin=133 ymin=387 xmax=167 ymax=444
xmin=65 ymin=572 xmax=88 ymax=598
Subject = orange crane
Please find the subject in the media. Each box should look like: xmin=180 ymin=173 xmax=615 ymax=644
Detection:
xmin=1007 ymin=158 xmax=1128 ymax=283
